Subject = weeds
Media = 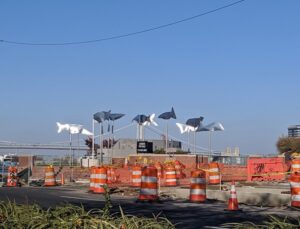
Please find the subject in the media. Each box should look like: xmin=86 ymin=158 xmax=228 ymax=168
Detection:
xmin=223 ymin=215 xmax=300 ymax=229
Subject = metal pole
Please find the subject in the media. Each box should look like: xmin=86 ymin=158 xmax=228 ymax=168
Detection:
xmin=111 ymin=121 xmax=114 ymax=164
xmin=187 ymin=132 xmax=190 ymax=153
xmin=1 ymin=157 xmax=4 ymax=183
xmin=100 ymin=122 xmax=103 ymax=165
xmin=77 ymin=133 xmax=80 ymax=166
xmin=92 ymin=119 xmax=95 ymax=158
xmin=165 ymin=122 xmax=168 ymax=154
xmin=194 ymin=132 xmax=196 ymax=154
xmin=209 ymin=131 xmax=212 ymax=156
xmin=70 ymin=132 xmax=73 ymax=182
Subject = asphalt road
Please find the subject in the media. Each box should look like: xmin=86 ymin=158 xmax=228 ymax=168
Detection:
xmin=0 ymin=186 xmax=299 ymax=229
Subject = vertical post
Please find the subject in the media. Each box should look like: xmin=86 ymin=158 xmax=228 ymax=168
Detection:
xmin=194 ymin=131 xmax=196 ymax=154
xmin=100 ymin=122 xmax=103 ymax=166
xmin=187 ymin=132 xmax=190 ymax=153
xmin=165 ymin=121 xmax=168 ymax=154
xmin=111 ymin=121 xmax=114 ymax=165
xmin=77 ymin=133 xmax=80 ymax=166
xmin=70 ymin=132 xmax=73 ymax=182
xmin=1 ymin=157 xmax=4 ymax=183
xmin=209 ymin=131 xmax=212 ymax=156
xmin=27 ymin=154 xmax=30 ymax=186
xmin=92 ymin=119 xmax=95 ymax=158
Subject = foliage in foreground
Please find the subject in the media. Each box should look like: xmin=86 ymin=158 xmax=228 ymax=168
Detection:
xmin=223 ymin=215 xmax=300 ymax=229
xmin=0 ymin=201 xmax=175 ymax=229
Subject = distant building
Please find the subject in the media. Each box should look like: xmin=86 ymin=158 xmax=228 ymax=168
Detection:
xmin=101 ymin=138 xmax=182 ymax=158
xmin=288 ymin=125 xmax=300 ymax=137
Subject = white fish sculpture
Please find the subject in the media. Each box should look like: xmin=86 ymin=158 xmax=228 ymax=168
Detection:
xmin=176 ymin=123 xmax=198 ymax=134
xmin=56 ymin=122 xmax=93 ymax=135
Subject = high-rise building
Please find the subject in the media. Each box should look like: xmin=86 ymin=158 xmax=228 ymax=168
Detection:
xmin=288 ymin=125 xmax=300 ymax=137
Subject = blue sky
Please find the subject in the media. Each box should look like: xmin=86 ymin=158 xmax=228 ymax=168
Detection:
xmin=0 ymin=0 xmax=299 ymax=154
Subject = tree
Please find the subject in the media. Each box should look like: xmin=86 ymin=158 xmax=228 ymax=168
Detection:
xmin=276 ymin=137 xmax=300 ymax=158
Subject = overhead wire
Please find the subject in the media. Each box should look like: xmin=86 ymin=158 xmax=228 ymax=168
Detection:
xmin=0 ymin=0 xmax=246 ymax=46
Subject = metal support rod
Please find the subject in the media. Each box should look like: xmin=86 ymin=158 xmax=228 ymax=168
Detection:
xmin=70 ymin=132 xmax=73 ymax=182
xmin=209 ymin=131 xmax=212 ymax=156
xmin=111 ymin=121 xmax=114 ymax=164
xmin=187 ymin=132 xmax=190 ymax=153
xmin=165 ymin=121 xmax=168 ymax=154
xmin=194 ymin=131 xmax=196 ymax=154
xmin=100 ymin=122 xmax=103 ymax=165
xmin=92 ymin=119 xmax=95 ymax=158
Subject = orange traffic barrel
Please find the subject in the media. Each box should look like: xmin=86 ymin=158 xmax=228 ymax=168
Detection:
xmin=107 ymin=167 xmax=112 ymax=184
xmin=190 ymin=169 xmax=206 ymax=202
xmin=291 ymin=159 xmax=300 ymax=173
xmin=209 ymin=162 xmax=220 ymax=185
xmin=94 ymin=167 xmax=107 ymax=194
xmin=175 ymin=160 xmax=185 ymax=179
xmin=110 ymin=167 xmax=117 ymax=183
xmin=227 ymin=181 xmax=239 ymax=211
xmin=131 ymin=165 xmax=142 ymax=187
xmin=154 ymin=162 xmax=163 ymax=179
xmin=138 ymin=166 xmax=158 ymax=201
xmin=289 ymin=172 xmax=300 ymax=208
xmin=164 ymin=164 xmax=177 ymax=186
xmin=44 ymin=166 xmax=56 ymax=186
xmin=7 ymin=166 xmax=17 ymax=187
xmin=89 ymin=167 xmax=96 ymax=192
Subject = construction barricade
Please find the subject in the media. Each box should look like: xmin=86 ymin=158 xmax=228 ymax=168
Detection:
xmin=94 ymin=167 xmax=107 ymax=194
xmin=131 ymin=165 xmax=142 ymax=187
xmin=44 ymin=166 xmax=56 ymax=186
xmin=89 ymin=167 xmax=96 ymax=192
xmin=155 ymin=162 xmax=163 ymax=179
xmin=174 ymin=160 xmax=186 ymax=179
xmin=209 ymin=162 xmax=220 ymax=185
xmin=7 ymin=166 xmax=18 ymax=187
xmin=289 ymin=172 xmax=300 ymax=208
xmin=190 ymin=169 xmax=206 ymax=203
xmin=164 ymin=164 xmax=177 ymax=186
xmin=138 ymin=166 xmax=158 ymax=201
xmin=291 ymin=159 xmax=300 ymax=174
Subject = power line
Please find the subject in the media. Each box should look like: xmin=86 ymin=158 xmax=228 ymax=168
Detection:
xmin=0 ymin=0 xmax=246 ymax=46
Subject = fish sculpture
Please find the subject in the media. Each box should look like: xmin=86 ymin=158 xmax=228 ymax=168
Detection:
xmin=56 ymin=122 xmax=93 ymax=135
xmin=132 ymin=113 xmax=158 ymax=126
xmin=158 ymin=107 xmax=176 ymax=120
xmin=176 ymin=123 xmax=198 ymax=134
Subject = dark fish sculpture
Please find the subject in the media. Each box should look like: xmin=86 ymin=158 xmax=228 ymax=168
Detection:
xmin=109 ymin=113 xmax=125 ymax=121
xmin=93 ymin=110 xmax=111 ymax=123
xmin=132 ymin=114 xmax=158 ymax=126
xmin=158 ymin=107 xmax=176 ymax=120
xmin=186 ymin=117 xmax=204 ymax=128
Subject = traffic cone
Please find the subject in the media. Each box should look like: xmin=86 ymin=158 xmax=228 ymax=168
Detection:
xmin=61 ymin=173 xmax=65 ymax=185
xmin=227 ymin=181 xmax=239 ymax=211
xmin=124 ymin=157 xmax=128 ymax=169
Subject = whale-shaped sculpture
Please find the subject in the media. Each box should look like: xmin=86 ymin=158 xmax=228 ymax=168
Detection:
xmin=197 ymin=122 xmax=224 ymax=132
xmin=93 ymin=110 xmax=111 ymax=123
xmin=158 ymin=107 xmax=176 ymax=120
xmin=186 ymin=117 xmax=204 ymax=128
xmin=176 ymin=123 xmax=198 ymax=134
xmin=56 ymin=122 xmax=93 ymax=135
xmin=132 ymin=113 xmax=158 ymax=126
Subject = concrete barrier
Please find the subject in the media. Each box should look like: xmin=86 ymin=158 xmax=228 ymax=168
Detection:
xmin=169 ymin=186 xmax=291 ymax=207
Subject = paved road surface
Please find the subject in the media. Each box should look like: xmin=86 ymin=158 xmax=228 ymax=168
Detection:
xmin=0 ymin=186 xmax=299 ymax=228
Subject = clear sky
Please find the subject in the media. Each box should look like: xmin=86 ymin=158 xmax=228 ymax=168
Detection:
xmin=0 ymin=0 xmax=299 ymax=155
